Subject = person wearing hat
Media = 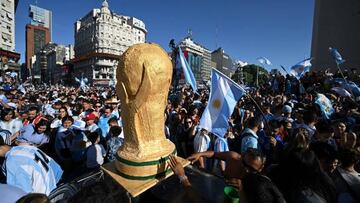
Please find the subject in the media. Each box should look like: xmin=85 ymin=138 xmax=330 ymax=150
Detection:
xmin=85 ymin=112 xmax=101 ymax=134
xmin=105 ymin=97 xmax=120 ymax=119
xmin=276 ymin=104 xmax=294 ymax=123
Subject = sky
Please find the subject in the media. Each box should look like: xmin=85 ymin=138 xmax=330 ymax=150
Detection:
xmin=15 ymin=0 xmax=315 ymax=71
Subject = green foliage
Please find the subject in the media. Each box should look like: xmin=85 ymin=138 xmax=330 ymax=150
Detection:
xmin=231 ymin=64 xmax=269 ymax=86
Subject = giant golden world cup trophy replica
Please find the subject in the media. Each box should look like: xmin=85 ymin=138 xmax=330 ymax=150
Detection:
xmin=103 ymin=43 xmax=188 ymax=197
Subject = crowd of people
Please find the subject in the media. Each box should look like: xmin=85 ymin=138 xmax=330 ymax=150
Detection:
xmin=0 ymin=69 xmax=359 ymax=202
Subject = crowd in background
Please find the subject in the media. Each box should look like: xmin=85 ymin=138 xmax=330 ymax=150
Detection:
xmin=0 ymin=69 xmax=359 ymax=203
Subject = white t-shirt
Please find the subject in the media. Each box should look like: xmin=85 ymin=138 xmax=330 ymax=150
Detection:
xmin=193 ymin=131 xmax=211 ymax=153
xmin=86 ymin=144 xmax=106 ymax=168
xmin=0 ymin=119 xmax=23 ymax=135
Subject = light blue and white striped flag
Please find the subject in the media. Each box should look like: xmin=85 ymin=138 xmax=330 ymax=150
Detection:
xmin=178 ymin=47 xmax=197 ymax=92
xmin=290 ymin=58 xmax=312 ymax=79
xmin=257 ymin=57 xmax=272 ymax=65
xmin=199 ymin=69 xmax=246 ymax=138
xmin=329 ymin=47 xmax=345 ymax=65
xmin=315 ymin=93 xmax=334 ymax=119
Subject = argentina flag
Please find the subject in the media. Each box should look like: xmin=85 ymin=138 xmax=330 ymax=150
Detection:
xmin=290 ymin=58 xmax=312 ymax=79
xmin=199 ymin=69 xmax=245 ymax=138
xmin=329 ymin=47 xmax=345 ymax=65
xmin=315 ymin=93 xmax=334 ymax=119
xmin=257 ymin=57 xmax=272 ymax=65
xmin=333 ymin=78 xmax=360 ymax=96
xmin=177 ymin=47 xmax=198 ymax=92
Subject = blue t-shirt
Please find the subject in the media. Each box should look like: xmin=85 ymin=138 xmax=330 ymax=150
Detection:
xmin=16 ymin=124 xmax=49 ymax=145
xmin=4 ymin=145 xmax=63 ymax=195
xmin=240 ymin=128 xmax=259 ymax=154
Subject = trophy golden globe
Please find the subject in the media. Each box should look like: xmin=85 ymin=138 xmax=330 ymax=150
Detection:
xmin=102 ymin=43 xmax=189 ymax=197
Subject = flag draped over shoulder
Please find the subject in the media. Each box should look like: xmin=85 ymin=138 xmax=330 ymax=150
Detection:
xmin=290 ymin=58 xmax=312 ymax=79
xmin=257 ymin=57 xmax=272 ymax=65
xmin=329 ymin=47 xmax=345 ymax=65
xmin=177 ymin=47 xmax=197 ymax=92
xmin=315 ymin=93 xmax=334 ymax=119
xmin=199 ymin=69 xmax=246 ymax=138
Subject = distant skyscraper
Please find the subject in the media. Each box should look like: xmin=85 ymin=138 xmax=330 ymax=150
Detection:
xmin=25 ymin=24 xmax=50 ymax=70
xmin=73 ymin=0 xmax=147 ymax=85
xmin=0 ymin=0 xmax=20 ymax=73
xmin=211 ymin=48 xmax=235 ymax=77
xmin=178 ymin=37 xmax=211 ymax=84
xmin=311 ymin=0 xmax=360 ymax=72
xmin=25 ymin=5 xmax=52 ymax=73
xmin=29 ymin=4 xmax=52 ymax=37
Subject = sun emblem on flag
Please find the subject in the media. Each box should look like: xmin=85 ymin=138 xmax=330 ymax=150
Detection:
xmin=213 ymin=99 xmax=221 ymax=109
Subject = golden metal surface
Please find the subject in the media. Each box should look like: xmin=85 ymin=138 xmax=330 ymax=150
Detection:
xmin=115 ymin=43 xmax=175 ymax=162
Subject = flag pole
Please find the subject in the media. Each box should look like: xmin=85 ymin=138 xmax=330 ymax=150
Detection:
xmin=280 ymin=65 xmax=290 ymax=75
xmin=256 ymin=65 xmax=259 ymax=87
xmin=336 ymin=63 xmax=347 ymax=84
xmin=247 ymin=92 xmax=272 ymax=131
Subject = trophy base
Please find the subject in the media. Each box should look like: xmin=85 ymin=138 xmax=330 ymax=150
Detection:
xmin=102 ymin=155 xmax=190 ymax=197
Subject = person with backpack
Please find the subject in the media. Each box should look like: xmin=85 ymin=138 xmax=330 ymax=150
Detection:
xmin=85 ymin=131 xmax=106 ymax=171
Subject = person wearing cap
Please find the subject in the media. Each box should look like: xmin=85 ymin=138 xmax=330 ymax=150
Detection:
xmin=85 ymin=113 xmax=100 ymax=134
xmin=276 ymin=104 xmax=294 ymax=123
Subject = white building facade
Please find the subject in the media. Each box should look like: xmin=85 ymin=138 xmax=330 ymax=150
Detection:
xmin=0 ymin=0 xmax=16 ymax=51
xmin=73 ymin=0 xmax=147 ymax=85
xmin=0 ymin=0 xmax=20 ymax=75
xmin=179 ymin=37 xmax=211 ymax=84
xmin=65 ymin=44 xmax=74 ymax=62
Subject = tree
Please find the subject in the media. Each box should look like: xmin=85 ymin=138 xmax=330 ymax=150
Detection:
xmin=231 ymin=64 xmax=269 ymax=86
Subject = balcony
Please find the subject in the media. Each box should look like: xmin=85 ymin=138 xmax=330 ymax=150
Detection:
xmin=95 ymin=60 xmax=113 ymax=67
